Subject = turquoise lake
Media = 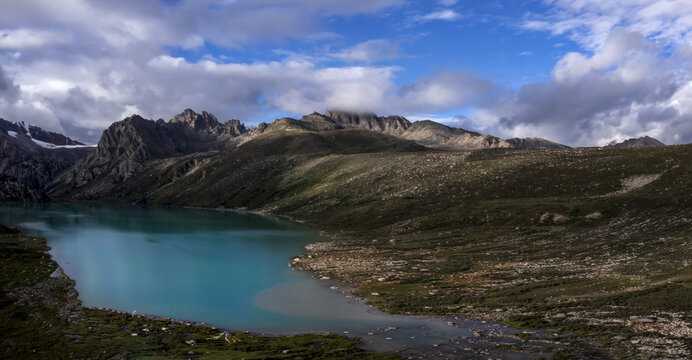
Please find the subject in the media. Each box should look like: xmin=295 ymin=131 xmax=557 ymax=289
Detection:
xmin=0 ymin=203 xmax=335 ymax=332
xmin=0 ymin=203 xmax=505 ymax=356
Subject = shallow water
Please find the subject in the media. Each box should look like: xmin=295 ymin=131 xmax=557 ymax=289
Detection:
xmin=0 ymin=203 xmax=547 ymax=358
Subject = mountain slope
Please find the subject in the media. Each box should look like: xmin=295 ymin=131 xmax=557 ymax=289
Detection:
xmin=46 ymin=109 xmax=522 ymax=201
xmin=0 ymin=119 xmax=92 ymax=201
xmin=49 ymin=127 xmax=427 ymax=201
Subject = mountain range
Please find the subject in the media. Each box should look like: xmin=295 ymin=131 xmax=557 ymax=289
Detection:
xmin=1 ymin=109 xmax=667 ymax=202
xmin=1 ymin=109 xmax=689 ymax=359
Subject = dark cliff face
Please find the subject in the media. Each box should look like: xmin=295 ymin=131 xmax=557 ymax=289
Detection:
xmin=608 ymin=136 xmax=665 ymax=148
xmin=48 ymin=110 xmax=250 ymax=200
xmin=0 ymin=119 xmax=91 ymax=201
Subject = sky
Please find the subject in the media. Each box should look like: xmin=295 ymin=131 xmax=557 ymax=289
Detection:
xmin=1 ymin=0 xmax=691 ymax=146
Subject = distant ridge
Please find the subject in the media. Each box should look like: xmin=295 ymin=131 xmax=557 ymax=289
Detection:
xmin=0 ymin=118 xmax=86 ymax=148
xmin=606 ymin=136 xmax=665 ymax=148
xmin=505 ymin=137 xmax=570 ymax=149
xmin=258 ymin=110 xmax=511 ymax=151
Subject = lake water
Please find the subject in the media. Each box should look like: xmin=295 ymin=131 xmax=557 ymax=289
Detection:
xmin=0 ymin=203 xmax=545 ymax=358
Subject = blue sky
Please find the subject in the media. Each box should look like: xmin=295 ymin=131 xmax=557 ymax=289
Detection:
xmin=0 ymin=0 xmax=691 ymax=146
xmin=170 ymin=1 xmax=575 ymax=93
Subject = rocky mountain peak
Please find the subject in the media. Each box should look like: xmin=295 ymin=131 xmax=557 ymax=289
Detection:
xmin=168 ymin=109 xmax=247 ymax=137
xmin=170 ymin=109 xmax=220 ymax=130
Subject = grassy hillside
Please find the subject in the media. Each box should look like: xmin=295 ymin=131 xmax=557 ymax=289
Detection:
xmin=52 ymin=129 xmax=692 ymax=358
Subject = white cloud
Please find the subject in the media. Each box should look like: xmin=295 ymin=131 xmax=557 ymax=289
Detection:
xmin=0 ymin=0 xmax=407 ymax=142
xmin=415 ymin=10 xmax=463 ymax=23
xmin=396 ymin=71 xmax=499 ymax=113
xmin=329 ymin=39 xmax=401 ymax=63
xmin=467 ymin=28 xmax=691 ymax=146
xmin=524 ymin=0 xmax=692 ymax=50
xmin=0 ymin=29 xmax=71 ymax=49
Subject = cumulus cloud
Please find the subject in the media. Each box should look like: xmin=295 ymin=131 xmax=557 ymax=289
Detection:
xmin=395 ymin=71 xmax=501 ymax=113
xmin=0 ymin=0 xmax=407 ymax=142
xmin=523 ymin=0 xmax=692 ymax=50
xmin=329 ymin=39 xmax=401 ymax=63
xmin=468 ymin=28 xmax=692 ymax=146
xmin=495 ymin=0 xmax=692 ymax=145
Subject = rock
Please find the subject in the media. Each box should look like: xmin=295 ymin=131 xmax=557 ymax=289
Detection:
xmin=371 ymin=292 xmax=380 ymax=296
xmin=630 ymin=316 xmax=656 ymax=323
xmin=585 ymin=212 xmax=603 ymax=220
xmin=185 ymin=339 xmax=196 ymax=346
xmin=130 ymin=333 xmax=138 ymax=337
xmin=540 ymin=212 xmax=569 ymax=224
xmin=554 ymin=313 xmax=566 ymax=319
xmin=539 ymin=213 xmax=552 ymax=223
